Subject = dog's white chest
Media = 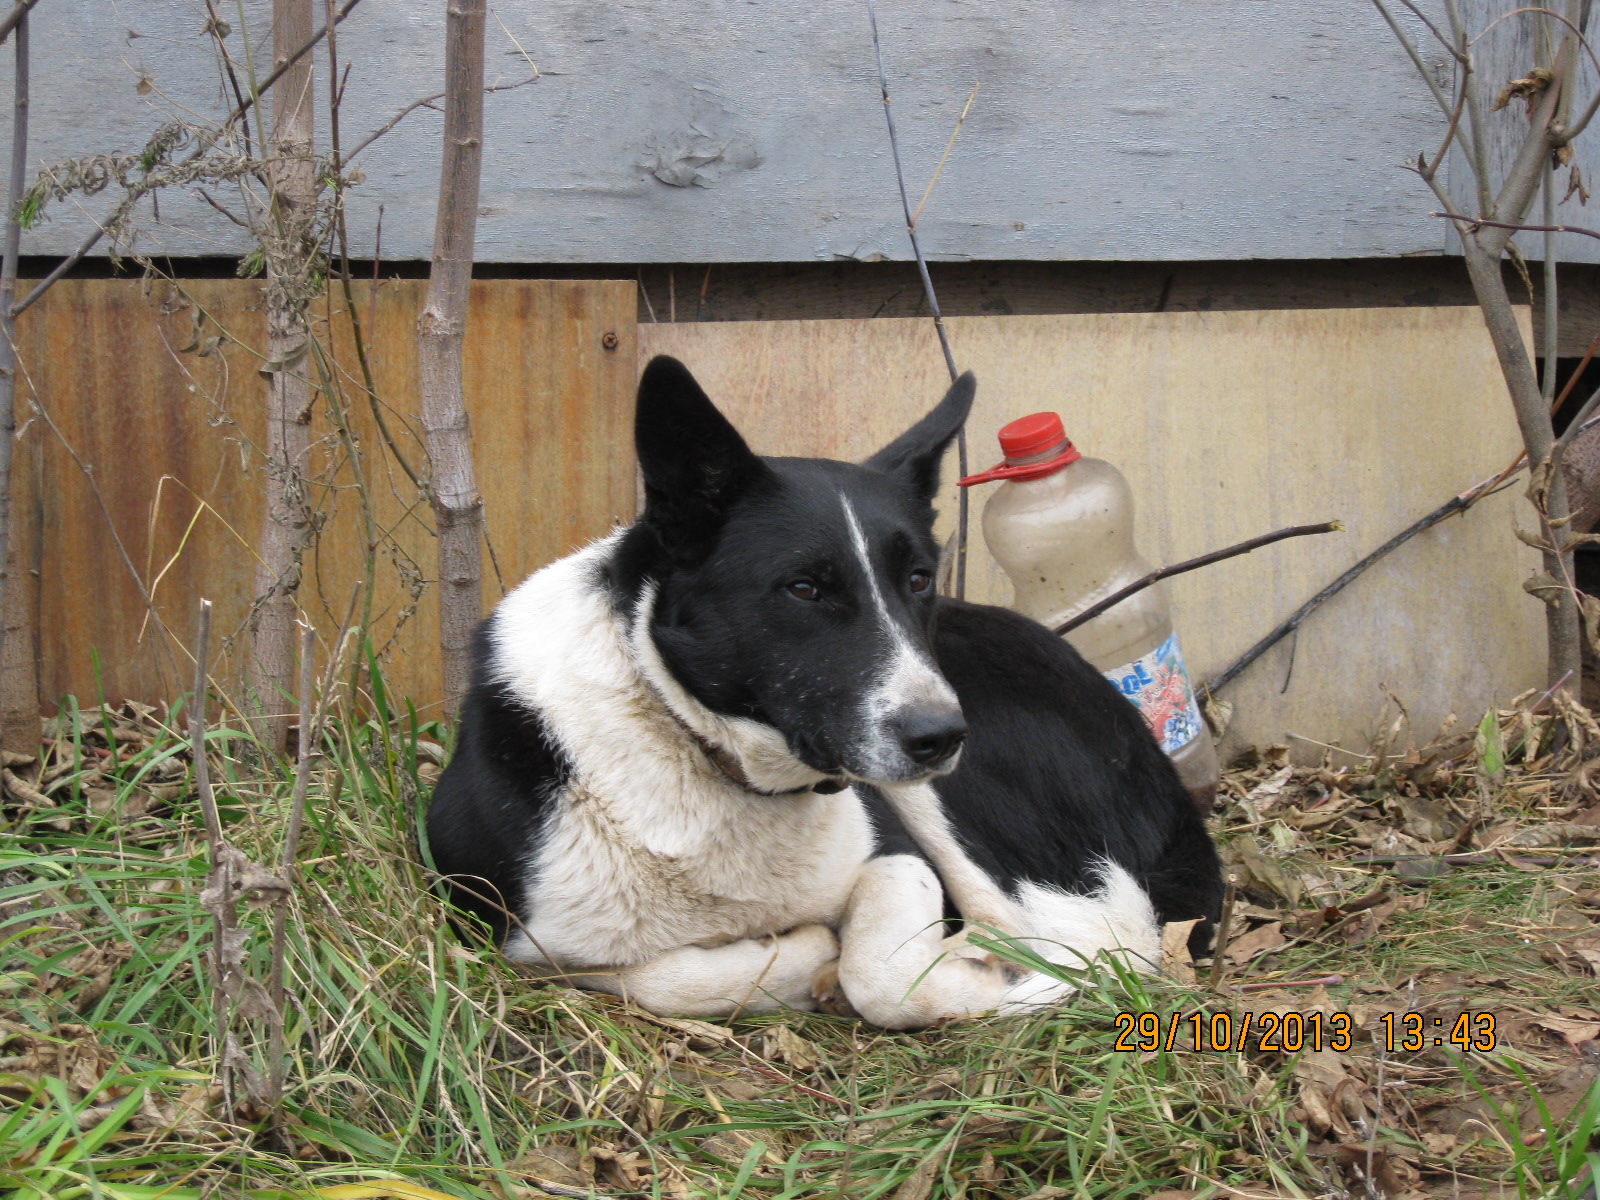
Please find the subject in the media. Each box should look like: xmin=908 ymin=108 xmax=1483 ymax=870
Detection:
xmin=487 ymin=544 xmax=874 ymax=969
xmin=513 ymin=777 xmax=872 ymax=968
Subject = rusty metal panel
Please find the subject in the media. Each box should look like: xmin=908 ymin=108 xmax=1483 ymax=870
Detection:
xmin=15 ymin=278 xmax=637 ymax=719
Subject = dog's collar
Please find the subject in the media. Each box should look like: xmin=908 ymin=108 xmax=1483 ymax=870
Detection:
xmin=676 ymin=721 xmax=849 ymax=797
xmin=629 ymin=583 xmax=847 ymax=797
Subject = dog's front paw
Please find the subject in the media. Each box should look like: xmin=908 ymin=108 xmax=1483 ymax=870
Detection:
xmin=940 ymin=928 xmax=1028 ymax=985
xmin=810 ymin=960 xmax=859 ymax=1018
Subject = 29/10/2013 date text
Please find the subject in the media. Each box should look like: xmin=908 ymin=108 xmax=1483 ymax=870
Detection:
xmin=1112 ymin=1011 xmax=1499 ymax=1053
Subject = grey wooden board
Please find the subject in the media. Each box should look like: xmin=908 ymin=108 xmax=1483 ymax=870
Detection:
xmin=0 ymin=1 xmax=1491 ymax=264
xmin=1444 ymin=1 xmax=1600 ymax=264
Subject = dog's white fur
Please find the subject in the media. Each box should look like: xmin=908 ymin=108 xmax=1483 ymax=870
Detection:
xmin=486 ymin=536 xmax=1160 ymax=1027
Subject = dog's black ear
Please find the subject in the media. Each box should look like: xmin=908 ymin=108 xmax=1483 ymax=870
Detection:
xmin=865 ymin=371 xmax=976 ymax=502
xmin=636 ymin=356 xmax=767 ymax=560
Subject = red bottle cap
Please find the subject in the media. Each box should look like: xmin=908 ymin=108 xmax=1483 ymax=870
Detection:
xmin=998 ymin=412 xmax=1068 ymax=461
xmin=957 ymin=411 xmax=1081 ymax=487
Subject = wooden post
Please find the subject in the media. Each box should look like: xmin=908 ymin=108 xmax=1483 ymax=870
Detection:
xmin=418 ymin=0 xmax=488 ymax=713
xmin=248 ymin=0 xmax=318 ymax=751
xmin=0 ymin=10 xmax=32 ymax=755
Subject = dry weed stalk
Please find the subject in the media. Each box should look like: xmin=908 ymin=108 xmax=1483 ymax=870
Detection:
xmin=190 ymin=599 xmax=290 ymax=1119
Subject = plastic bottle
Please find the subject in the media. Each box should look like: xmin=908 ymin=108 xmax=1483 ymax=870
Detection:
xmin=959 ymin=412 xmax=1220 ymax=813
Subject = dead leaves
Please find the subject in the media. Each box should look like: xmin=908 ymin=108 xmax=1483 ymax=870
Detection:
xmin=1222 ymin=920 xmax=1287 ymax=967
xmin=1331 ymin=1143 xmax=1421 ymax=1199
xmin=1529 ymin=1013 xmax=1600 ymax=1053
xmin=761 ymin=1022 xmax=820 ymax=1071
xmin=5 ymin=702 xmax=193 ymax=830
xmin=1222 ymin=838 xmax=1302 ymax=907
xmin=0 ymin=1021 xmax=229 ymax=1149
xmin=1160 ymin=917 xmax=1203 ymax=983
xmin=1543 ymin=925 xmax=1600 ymax=976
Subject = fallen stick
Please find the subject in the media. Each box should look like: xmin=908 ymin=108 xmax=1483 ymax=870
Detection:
xmin=1055 ymin=521 xmax=1342 ymax=636
xmin=1203 ymin=471 xmax=1515 ymax=697
xmin=1354 ymin=851 xmax=1598 ymax=867
xmin=1234 ymin=974 xmax=1344 ymax=993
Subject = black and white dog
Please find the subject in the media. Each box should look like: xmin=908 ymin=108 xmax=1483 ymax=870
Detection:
xmin=426 ymin=357 xmax=1222 ymax=1029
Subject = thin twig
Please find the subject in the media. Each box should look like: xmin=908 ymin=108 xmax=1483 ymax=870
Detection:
xmin=265 ymin=620 xmax=314 ymax=1104
xmin=347 ymin=75 xmax=533 ymax=163
xmin=191 ymin=600 xmax=222 ymax=849
xmin=1431 ymin=211 xmax=1600 ymax=241
xmin=1371 ymin=0 xmax=1482 ymax=168
xmin=865 ymin=0 xmax=969 ymax=599
xmin=202 ymin=0 xmax=255 ymax=164
xmin=9 ymin=224 xmax=96 ymax=319
xmin=189 ymin=598 xmax=235 ymax=1111
xmin=1203 ymin=475 xmax=1512 ymax=697
xmin=0 ymin=0 xmax=39 ymax=46
xmin=1208 ymin=874 xmax=1238 ymax=992
xmin=220 ymin=0 xmax=361 ymax=136
xmin=1054 ymin=522 xmax=1342 ymax=636
xmin=910 ymin=80 xmax=979 ymax=229
xmin=345 ymin=92 xmax=442 ymax=161
xmin=1233 ymin=974 xmax=1344 ymax=993
xmin=10 ymin=0 xmax=363 ymax=321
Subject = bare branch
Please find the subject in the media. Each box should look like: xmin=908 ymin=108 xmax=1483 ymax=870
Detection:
xmin=1395 ymin=0 xmax=1463 ymax=57
xmin=1483 ymin=36 xmax=1573 ymax=253
xmin=1472 ymin=5 xmax=1600 ymax=77
xmin=0 ymin=0 xmax=39 ymax=47
xmin=218 ymin=0 xmax=362 ymax=136
xmin=1373 ymin=0 xmax=1483 ymax=169
xmin=1054 ymin=522 xmax=1342 ymax=636
xmin=10 ymin=224 xmax=99 ymax=319
xmin=345 ymin=93 xmax=442 ymax=161
xmin=1419 ymin=68 xmax=1471 ymax=181
xmin=1445 ymin=0 xmax=1498 ymax=217
xmin=1431 ymin=210 xmax=1600 ymax=240
xmin=1204 ymin=471 xmax=1519 ymax=698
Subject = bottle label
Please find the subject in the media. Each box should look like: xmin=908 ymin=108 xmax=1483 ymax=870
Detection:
xmin=1103 ymin=632 xmax=1206 ymax=755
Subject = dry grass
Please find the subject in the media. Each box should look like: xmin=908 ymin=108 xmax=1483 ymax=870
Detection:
xmin=1 ymin=685 xmax=1598 ymax=1200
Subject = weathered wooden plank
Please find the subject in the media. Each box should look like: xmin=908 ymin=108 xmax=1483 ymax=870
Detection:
xmin=639 ymin=307 xmax=1543 ymax=756
xmin=16 ymin=278 xmax=637 ymax=717
xmin=1445 ymin=1 xmax=1600 ymax=264
xmin=0 ymin=2 xmax=1452 ymax=263
xmin=575 ymin=257 xmax=1600 ymax=357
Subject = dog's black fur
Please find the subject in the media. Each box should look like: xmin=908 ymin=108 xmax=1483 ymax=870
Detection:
xmin=429 ymin=356 xmax=1221 ymax=1004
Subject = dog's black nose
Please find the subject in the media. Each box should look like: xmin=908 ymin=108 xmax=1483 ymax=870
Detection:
xmin=894 ymin=708 xmax=967 ymax=766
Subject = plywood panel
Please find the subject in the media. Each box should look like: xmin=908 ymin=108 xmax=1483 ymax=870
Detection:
xmin=17 ymin=278 xmax=637 ymax=718
xmin=640 ymin=307 xmax=1543 ymax=756
xmin=1 ymin=2 xmax=1449 ymax=263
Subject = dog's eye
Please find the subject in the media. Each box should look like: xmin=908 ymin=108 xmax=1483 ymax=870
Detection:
xmin=786 ymin=580 xmax=821 ymax=601
xmin=909 ymin=571 xmax=933 ymax=593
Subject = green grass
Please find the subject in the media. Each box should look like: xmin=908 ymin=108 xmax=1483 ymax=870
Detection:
xmin=2 ymin=695 xmax=1597 ymax=1199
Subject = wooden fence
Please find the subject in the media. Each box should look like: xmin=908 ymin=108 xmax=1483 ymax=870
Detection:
xmin=14 ymin=280 xmax=1544 ymax=754
xmin=14 ymin=278 xmax=637 ymax=721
